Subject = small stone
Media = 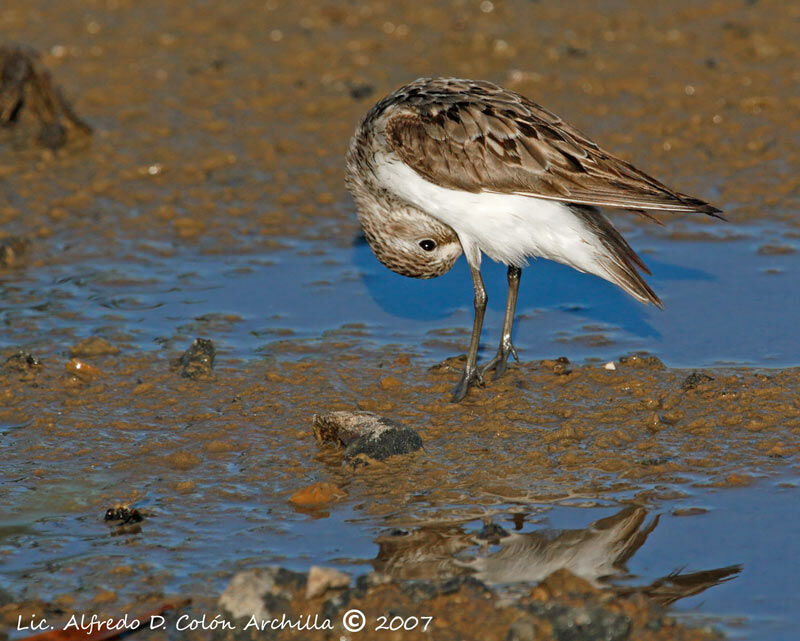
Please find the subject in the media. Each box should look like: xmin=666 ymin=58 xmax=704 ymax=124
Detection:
xmin=0 ymin=237 xmax=29 ymax=267
xmin=104 ymin=505 xmax=144 ymax=536
xmin=69 ymin=336 xmax=120 ymax=358
xmin=428 ymin=354 xmax=466 ymax=372
xmin=104 ymin=506 xmax=144 ymax=524
xmin=174 ymin=338 xmax=215 ymax=379
xmin=65 ymin=358 xmax=102 ymax=381
xmin=541 ymin=356 xmax=572 ymax=375
xmin=681 ymin=371 xmax=713 ymax=390
xmin=312 ymin=411 xmax=423 ymax=463
xmin=618 ymin=353 xmax=666 ymax=370
xmin=305 ymin=566 xmax=351 ymax=599
xmin=603 ymin=361 xmax=616 ymax=370
xmin=3 ymin=351 xmax=41 ymax=377
xmin=646 ymin=413 xmax=664 ymax=431
xmin=288 ymin=482 xmax=346 ymax=507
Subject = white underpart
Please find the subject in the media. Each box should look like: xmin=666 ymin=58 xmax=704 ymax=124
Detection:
xmin=375 ymin=152 xmax=610 ymax=279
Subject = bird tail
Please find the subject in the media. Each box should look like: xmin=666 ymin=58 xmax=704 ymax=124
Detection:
xmin=572 ymin=205 xmax=663 ymax=308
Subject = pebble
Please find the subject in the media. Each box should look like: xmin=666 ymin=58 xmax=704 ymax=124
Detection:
xmin=65 ymin=357 xmax=102 ymax=381
xmin=174 ymin=338 xmax=215 ymax=379
xmin=681 ymin=371 xmax=714 ymax=390
xmin=541 ymin=356 xmax=572 ymax=375
xmin=3 ymin=351 xmax=41 ymax=378
xmin=0 ymin=236 xmax=29 ymax=267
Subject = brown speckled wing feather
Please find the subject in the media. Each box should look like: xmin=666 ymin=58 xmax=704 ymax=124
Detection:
xmin=384 ymin=78 xmax=722 ymax=217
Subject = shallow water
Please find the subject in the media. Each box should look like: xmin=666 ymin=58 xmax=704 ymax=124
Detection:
xmin=3 ymin=473 xmax=798 ymax=640
xmin=2 ymin=222 xmax=799 ymax=367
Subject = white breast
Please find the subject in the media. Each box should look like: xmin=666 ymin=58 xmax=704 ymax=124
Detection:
xmin=374 ymin=153 xmax=608 ymax=278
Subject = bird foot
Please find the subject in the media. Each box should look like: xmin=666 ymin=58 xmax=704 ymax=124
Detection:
xmin=451 ymin=366 xmax=485 ymax=403
xmin=479 ymin=341 xmax=519 ymax=381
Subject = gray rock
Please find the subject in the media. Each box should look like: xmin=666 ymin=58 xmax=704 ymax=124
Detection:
xmin=218 ymin=567 xmax=304 ymax=621
xmin=312 ymin=411 xmax=422 ymax=463
xmin=525 ymin=602 xmax=631 ymax=641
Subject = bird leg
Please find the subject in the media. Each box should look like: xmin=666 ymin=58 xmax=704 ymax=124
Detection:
xmin=452 ymin=263 xmax=487 ymax=402
xmin=480 ymin=266 xmax=521 ymax=380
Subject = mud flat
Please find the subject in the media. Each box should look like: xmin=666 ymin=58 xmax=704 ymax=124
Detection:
xmin=2 ymin=0 xmax=799 ymax=639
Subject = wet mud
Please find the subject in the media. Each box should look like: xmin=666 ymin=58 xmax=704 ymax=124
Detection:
xmin=2 ymin=0 xmax=799 ymax=639
xmin=2 ymin=345 xmax=799 ymax=638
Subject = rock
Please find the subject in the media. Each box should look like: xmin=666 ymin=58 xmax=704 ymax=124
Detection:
xmin=3 ymin=351 xmax=41 ymax=378
xmin=603 ymin=361 xmax=616 ymax=370
xmin=312 ymin=411 xmax=423 ymax=463
xmin=0 ymin=237 xmax=29 ymax=268
xmin=288 ymin=482 xmax=345 ymax=507
xmin=305 ymin=566 xmax=351 ymax=599
xmin=210 ymin=564 xmax=724 ymax=641
xmin=681 ymin=371 xmax=713 ymax=390
xmin=65 ymin=357 xmax=102 ymax=381
xmin=69 ymin=336 xmax=119 ymax=357
xmin=219 ymin=567 xmax=305 ymax=621
xmin=524 ymin=600 xmax=631 ymax=641
xmin=619 ymin=353 xmax=666 ymax=370
xmin=174 ymin=338 xmax=215 ymax=379
xmin=104 ymin=505 xmax=144 ymax=536
xmin=541 ymin=357 xmax=572 ymax=375
xmin=428 ymin=354 xmax=466 ymax=372
xmin=104 ymin=506 xmax=144 ymax=524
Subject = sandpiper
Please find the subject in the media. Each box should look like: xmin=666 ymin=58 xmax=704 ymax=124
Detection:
xmin=345 ymin=77 xmax=721 ymax=402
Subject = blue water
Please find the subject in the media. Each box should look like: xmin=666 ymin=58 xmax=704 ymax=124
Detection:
xmin=2 ymin=224 xmax=798 ymax=368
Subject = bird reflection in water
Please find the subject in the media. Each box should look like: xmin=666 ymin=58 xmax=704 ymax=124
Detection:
xmin=374 ymin=506 xmax=740 ymax=606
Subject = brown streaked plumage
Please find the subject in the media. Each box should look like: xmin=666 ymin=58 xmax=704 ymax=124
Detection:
xmin=345 ymin=77 xmax=722 ymax=402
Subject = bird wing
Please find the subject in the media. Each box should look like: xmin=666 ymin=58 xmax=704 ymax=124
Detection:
xmin=384 ymin=81 xmax=722 ymax=217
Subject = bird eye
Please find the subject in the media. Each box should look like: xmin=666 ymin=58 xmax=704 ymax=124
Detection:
xmin=419 ymin=239 xmax=436 ymax=251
